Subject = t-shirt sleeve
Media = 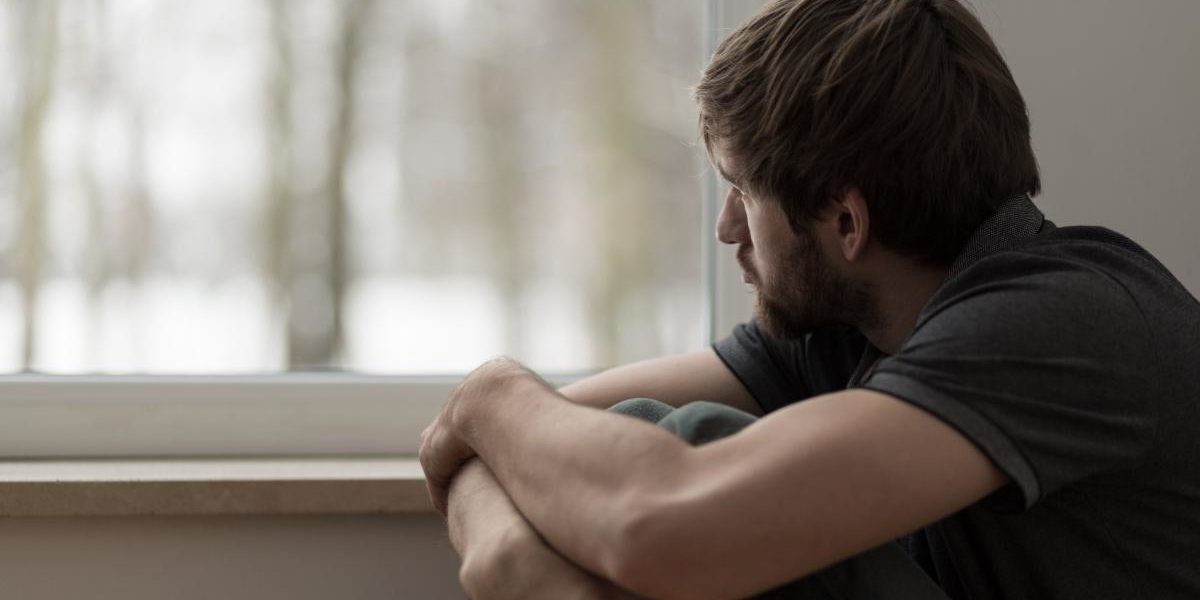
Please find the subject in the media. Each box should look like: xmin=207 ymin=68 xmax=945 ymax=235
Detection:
xmin=713 ymin=320 xmax=866 ymax=414
xmin=861 ymin=251 xmax=1158 ymax=511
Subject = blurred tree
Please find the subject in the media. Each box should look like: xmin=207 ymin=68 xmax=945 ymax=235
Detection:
xmin=269 ymin=0 xmax=373 ymax=368
xmin=262 ymin=0 xmax=297 ymax=364
xmin=470 ymin=2 xmax=533 ymax=359
xmin=118 ymin=108 xmax=152 ymax=284
xmin=71 ymin=0 xmax=115 ymax=363
xmin=74 ymin=2 xmax=106 ymax=317
xmin=301 ymin=0 xmax=372 ymax=367
xmin=12 ymin=0 xmax=58 ymax=369
xmin=395 ymin=5 xmax=471 ymax=276
xmin=75 ymin=0 xmax=152 ymax=356
xmin=578 ymin=0 xmax=656 ymax=366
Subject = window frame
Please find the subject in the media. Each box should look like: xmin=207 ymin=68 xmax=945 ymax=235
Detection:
xmin=0 ymin=0 xmax=753 ymax=460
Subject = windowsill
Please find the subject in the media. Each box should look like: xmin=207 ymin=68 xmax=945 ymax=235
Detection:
xmin=0 ymin=456 xmax=432 ymax=517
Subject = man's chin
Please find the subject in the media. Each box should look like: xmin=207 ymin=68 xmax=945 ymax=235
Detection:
xmin=755 ymin=298 xmax=809 ymax=340
xmin=754 ymin=291 xmax=845 ymax=339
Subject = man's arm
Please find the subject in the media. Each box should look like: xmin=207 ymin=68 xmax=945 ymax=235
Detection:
xmin=441 ymin=350 xmax=749 ymax=599
xmin=558 ymin=349 xmax=761 ymax=415
xmin=425 ymin=361 xmax=1007 ymax=600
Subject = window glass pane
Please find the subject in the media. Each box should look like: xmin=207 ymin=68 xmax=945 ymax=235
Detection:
xmin=0 ymin=0 xmax=706 ymax=374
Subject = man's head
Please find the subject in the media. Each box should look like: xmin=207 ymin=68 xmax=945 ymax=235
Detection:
xmin=714 ymin=141 xmax=884 ymax=339
xmin=698 ymin=0 xmax=1040 ymax=338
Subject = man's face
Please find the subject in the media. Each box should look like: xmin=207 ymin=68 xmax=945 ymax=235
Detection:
xmin=711 ymin=144 xmax=876 ymax=339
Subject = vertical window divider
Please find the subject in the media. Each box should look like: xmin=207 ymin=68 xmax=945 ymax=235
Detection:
xmin=702 ymin=0 xmax=722 ymax=344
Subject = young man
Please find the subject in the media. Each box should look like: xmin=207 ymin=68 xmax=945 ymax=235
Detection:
xmin=420 ymin=0 xmax=1200 ymax=598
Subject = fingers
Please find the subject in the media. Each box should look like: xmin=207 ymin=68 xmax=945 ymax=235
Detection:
xmin=419 ymin=414 xmax=476 ymax=515
xmin=419 ymin=429 xmax=449 ymax=514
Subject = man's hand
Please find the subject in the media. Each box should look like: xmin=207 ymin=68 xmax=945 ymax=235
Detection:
xmin=419 ymin=403 xmax=474 ymax=515
xmin=420 ymin=357 xmax=547 ymax=514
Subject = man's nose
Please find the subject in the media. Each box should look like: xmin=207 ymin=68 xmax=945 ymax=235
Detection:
xmin=715 ymin=186 xmax=749 ymax=246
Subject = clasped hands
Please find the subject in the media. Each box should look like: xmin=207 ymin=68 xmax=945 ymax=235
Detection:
xmin=419 ymin=357 xmax=542 ymax=515
xmin=420 ymin=359 xmax=648 ymax=600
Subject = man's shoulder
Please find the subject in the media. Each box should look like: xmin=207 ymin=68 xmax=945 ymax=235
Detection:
xmin=938 ymin=224 xmax=1178 ymax=309
xmin=981 ymin=223 xmax=1178 ymax=284
xmin=906 ymin=226 xmax=1167 ymax=362
xmin=940 ymin=223 xmax=1195 ymax=327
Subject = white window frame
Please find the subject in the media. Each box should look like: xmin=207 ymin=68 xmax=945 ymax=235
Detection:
xmin=0 ymin=0 xmax=755 ymax=460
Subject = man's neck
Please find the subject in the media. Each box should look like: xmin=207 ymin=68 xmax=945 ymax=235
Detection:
xmin=859 ymin=262 xmax=949 ymax=355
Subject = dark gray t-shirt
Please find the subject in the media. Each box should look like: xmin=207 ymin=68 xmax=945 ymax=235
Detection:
xmin=713 ymin=194 xmax=1200 ymax=599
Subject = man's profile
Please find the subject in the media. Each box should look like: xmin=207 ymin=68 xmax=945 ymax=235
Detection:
xmin=420 ymin=0 xmax=1200 ymax=598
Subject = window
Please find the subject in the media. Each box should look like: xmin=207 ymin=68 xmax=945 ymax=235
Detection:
xmin=0 ymin=0 xmax=730 ymax=376
xmin=0 ymin=0 xmax=749 ymax=457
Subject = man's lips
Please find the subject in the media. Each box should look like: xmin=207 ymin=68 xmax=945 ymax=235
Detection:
xmin=736 ymin=246 xmax=756 ymax=285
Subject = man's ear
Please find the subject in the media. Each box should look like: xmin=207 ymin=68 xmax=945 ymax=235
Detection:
xmin=833 ymin=187 xmax=870 ymax=262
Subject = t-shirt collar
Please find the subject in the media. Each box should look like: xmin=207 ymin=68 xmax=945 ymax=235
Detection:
xmin=945 ymin=192 xmax=1045 ymax=280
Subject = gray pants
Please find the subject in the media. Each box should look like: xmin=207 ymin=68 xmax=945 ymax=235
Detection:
xmin=609 ymin=398 xmax=949 ymax=600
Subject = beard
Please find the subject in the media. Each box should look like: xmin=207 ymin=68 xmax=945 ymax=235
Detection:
xmin=740 ymin=226 xmax=882 ymax=340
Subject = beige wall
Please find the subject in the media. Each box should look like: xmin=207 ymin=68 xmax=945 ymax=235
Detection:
xmin=0 ymin=515 xmax=461 ymax=600
xmin=979 ymin=0 xmax=1200 ymax=295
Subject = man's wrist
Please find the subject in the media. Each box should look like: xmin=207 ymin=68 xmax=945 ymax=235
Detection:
xmin=447 ymin=460 xmax=517 ymax=553
xmin=446 ymin=459 xmax=490 ymax=511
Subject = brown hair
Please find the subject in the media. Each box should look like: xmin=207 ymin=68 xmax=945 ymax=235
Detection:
xmin=696 ymin=0 xmax=1040 ymax=266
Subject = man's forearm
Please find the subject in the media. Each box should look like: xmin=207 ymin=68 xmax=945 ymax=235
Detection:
xmin=448 ymin=458 xmax=641 ymax=600
xmin=447 ymin=459 xmax=524 ymax=556
xmin=557 ymin=349 xmax=760 ymax=415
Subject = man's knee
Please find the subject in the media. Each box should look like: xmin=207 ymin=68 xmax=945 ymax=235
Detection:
xmin=658 ymin=401 xmax=758 ymax=445
xmin=608 ymin=397 xmax=674 ymax=424
xmin=608 ymin=398 xmax=759 ymax=445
